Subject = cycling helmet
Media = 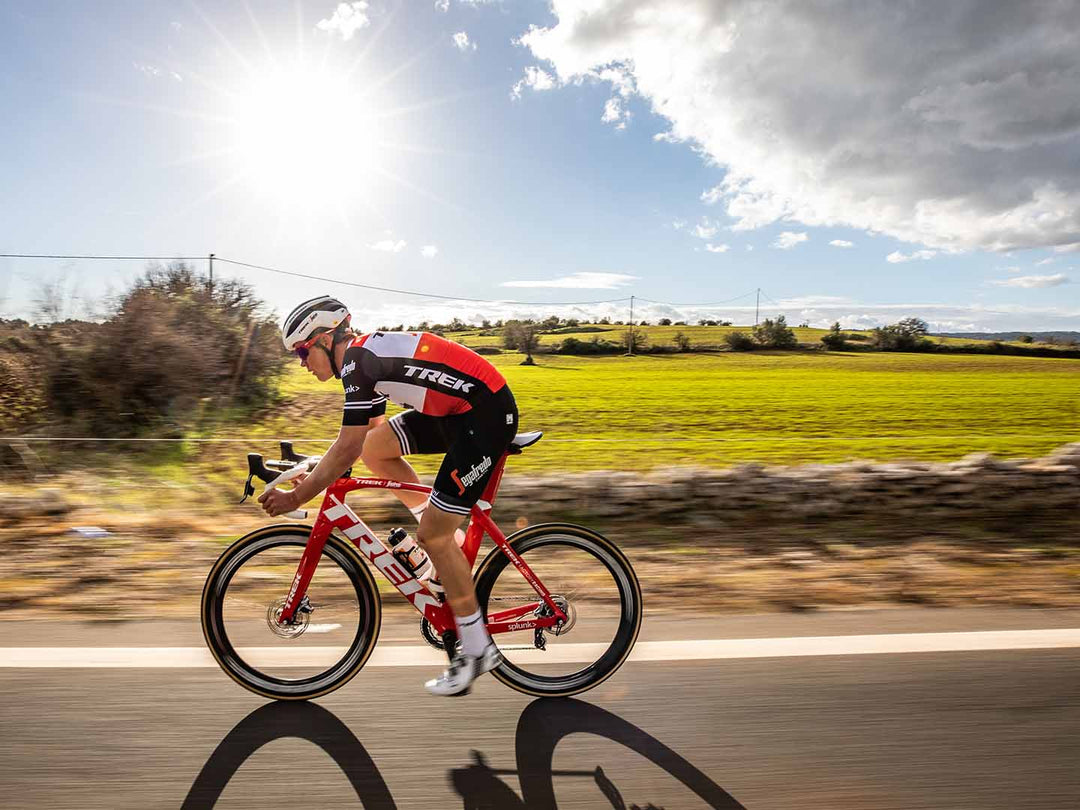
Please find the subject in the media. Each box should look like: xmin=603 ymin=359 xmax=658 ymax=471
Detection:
xmin=281 ymin=295 xmax=350 ymax=351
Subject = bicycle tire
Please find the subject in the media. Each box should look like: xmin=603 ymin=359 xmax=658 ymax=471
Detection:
xmin=474 ymin=523 xmax=642 ymax=698
xmin=201 ymin=525 xmax=381 ymax=701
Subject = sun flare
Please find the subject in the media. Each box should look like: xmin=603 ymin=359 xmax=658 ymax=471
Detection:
xmin=229 ymin=63 xmax=381 ymax=204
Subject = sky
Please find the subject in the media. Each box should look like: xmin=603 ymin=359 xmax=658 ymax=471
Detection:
xmin=2 ymin=0 xmax=1080 ymax=333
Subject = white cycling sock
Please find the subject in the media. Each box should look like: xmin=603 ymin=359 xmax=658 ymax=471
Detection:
xmin=455 ymin=609 xmax=490 ymax=658
xmin=409 ymin=503 xmax=427 ymax=524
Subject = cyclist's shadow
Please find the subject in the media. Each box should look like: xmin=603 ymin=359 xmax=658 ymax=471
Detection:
xmin=182 ymin=698 xmax=744 ymax=810
xmin=452 ymin=697 xmax=746 ymax=810
xmin=180 ymin=701 xmax=396 ymax=810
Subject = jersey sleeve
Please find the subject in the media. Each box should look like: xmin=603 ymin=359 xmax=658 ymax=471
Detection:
xmin=340 ymin=344 xmax=387 ymax=426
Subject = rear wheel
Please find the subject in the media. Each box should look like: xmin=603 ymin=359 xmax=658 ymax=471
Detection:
xmin=474 ymin=523 xmax=642 ymax=697
xmin=201 ymin=526 xmax=381 ymax=700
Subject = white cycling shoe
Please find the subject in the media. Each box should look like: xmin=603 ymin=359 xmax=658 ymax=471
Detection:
xmin=425 ymin=643 xmax=503 ymax=697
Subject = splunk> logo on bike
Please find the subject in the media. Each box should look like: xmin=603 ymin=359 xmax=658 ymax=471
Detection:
xmin=323 ymin=495 xmax=441 ymax=616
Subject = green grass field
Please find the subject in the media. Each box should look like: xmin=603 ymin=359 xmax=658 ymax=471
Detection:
xmin=245 ymin=348 xmax=1080 ymax=476
xmin=418 ymin=322 xmax=1058 ymax=351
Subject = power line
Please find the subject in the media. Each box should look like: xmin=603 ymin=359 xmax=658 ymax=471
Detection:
xmin=635 ymin=290 xmax=758 ymax=307
xmin=216 ymin=257 xmax=633 ymax=306
xmin=0 ymin=253 xmax=205 ymax=261
xmin=0 ymin=252 xmax=633 ymax=306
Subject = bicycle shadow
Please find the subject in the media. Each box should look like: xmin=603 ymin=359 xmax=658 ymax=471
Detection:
xmin=180 ymin=701 xmax=396 ymax=810
xmin=453 ymin=697 xmax=746 ymax=810
xmin=181 ymin=697 xmax=744 ymax=810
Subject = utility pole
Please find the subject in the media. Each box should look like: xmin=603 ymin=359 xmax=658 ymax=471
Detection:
xmin=626 ymin=295 xmax=635 ymax=356
xmin=755 ymin=287 xmax=760 ymax=326
xmin=208 ymin=253 xmax=215 ymax=293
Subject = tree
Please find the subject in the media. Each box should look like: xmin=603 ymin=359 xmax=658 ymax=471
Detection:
xmin=503 ymin=320 xmax=541 ymax=365
xmin=871 ymin=317 xmax=934 ymax=351
xmin=658 ymin=318 xmax=672 ymax=326
xmin=752 ymin=315 xmax=798 ymax=348
xmin=821 ymin=321 xmax=847 ymax=350
xmin=673 ymin=331 xmax=691 ymax=352
xmin=1019 ymin=334 xmax=1034 ymax=343
xmin=623 ymin=326 xmax=648 ymax=354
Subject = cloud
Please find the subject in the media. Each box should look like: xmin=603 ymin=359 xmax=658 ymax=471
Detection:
xmin=434 ymin=0 xmax=449 ymax=11
xmin=1055 ymin=243 xmax=1080 ymax=253
xmin=773 ymin=231 xmax=808 ymax=250
xmin=692 ymin=221 xmax=718 ymax=240
xmin=133 ymin=62 xmax=162 ymax=78
xmin=370 ymin=239 xmax=407 ymax=252
xmin=518 ymin=1 xmax=1080 ymax=253
xmin=501 ymin=272 xmax=637 ymax=289
xmin=420 ymin=245 xmax=438 ymax=258
xmin=705 ymin=243 xmax=730 ymax=253
xmin=315 ymin=2 xmax=370 ymax=41
xmin=452 ymin=31 xmax=476 ymax=51
xmin=830 ymin=240 xmax=854 ymax=248
xmin=1036 ymin=257 xmax=1057 ymax=266
xmin=991 ymin=273 xmax=1070 ymax=288
xmin=887 ymin=249 xmax=937 ymax=263
xmin=511 ymin=66 xmax=556 ymax=100
xmin=601 ymin=97 xmax=629 ymax=129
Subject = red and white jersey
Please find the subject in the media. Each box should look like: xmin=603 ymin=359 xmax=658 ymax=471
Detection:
xmin=340 ymin=331 xmax=507 ymax=425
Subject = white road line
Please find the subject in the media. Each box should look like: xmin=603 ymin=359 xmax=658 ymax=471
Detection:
xmin=1 ymin=629 xmax=1078 ymax=668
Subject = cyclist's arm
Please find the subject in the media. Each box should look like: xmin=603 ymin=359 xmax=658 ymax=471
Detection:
xmin=287 ymin=424 xmax=369 ymax=505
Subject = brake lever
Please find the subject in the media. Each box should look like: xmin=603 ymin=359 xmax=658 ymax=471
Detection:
xmin=239 ymin=475 xmax=256 ymax=504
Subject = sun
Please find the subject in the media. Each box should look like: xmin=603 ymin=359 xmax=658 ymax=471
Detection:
xmin=229 ymin=62 xmax=382 ymax=206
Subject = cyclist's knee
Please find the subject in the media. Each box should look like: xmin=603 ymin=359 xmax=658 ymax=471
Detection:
xmin=416 ymin=528 xmax=454 ymax=553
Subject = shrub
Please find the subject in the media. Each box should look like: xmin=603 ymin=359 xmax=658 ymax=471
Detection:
xmin=752 ymin=315 xmax=798 ymax=348
xmin=557 ymin=337 xmax=622 ymax=355
xmin=871 ymin=317 xmax=934 ymax=351
xmin=673 ymin=331 xmax=691 ymax=352
xmin=44 ymin=263 xmax=284 ymax=436
xmin=724 ymin=331 xmax=755 ymax=351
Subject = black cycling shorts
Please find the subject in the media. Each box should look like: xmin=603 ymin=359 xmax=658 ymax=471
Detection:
xmin=387 ymin=385 xmax=519 ymax=516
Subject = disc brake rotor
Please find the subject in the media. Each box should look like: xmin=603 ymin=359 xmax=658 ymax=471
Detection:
xmin=266 ymin=598 xmax=309 ymax=639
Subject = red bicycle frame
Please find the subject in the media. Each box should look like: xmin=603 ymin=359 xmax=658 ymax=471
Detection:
xmin=276 ymin=451 xmax=568 ymax=638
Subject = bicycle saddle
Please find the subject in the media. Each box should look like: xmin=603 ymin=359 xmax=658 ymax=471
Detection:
xmin=509 ymin=431 xmax=543 ymax=454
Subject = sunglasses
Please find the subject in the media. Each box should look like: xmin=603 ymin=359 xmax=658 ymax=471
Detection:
xmin=293 ymin=332 xmax=327 ymax=362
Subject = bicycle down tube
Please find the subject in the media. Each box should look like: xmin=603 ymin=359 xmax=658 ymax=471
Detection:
xmin=275 ymin=452 xmax=567 ymax=638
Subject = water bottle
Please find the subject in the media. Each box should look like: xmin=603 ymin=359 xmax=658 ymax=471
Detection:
xmin=388 ymin=527 xmax=432 ymax=579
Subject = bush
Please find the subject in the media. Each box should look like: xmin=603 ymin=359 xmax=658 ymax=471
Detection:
xmin=472 ymin=346 xmax=502 ymax=355
xmin=752 ymin=315 xmax=798 ymax=348
xmin=724 ymin=331 xmax=755 ymax=351
xmin=557 ymin=337 xmax=622 ymax=355
xmin=673 ymin=331 xmax=691 ymax=352
xmin=871 ymin=317 xmax=934 ymax=352
xmin=44 ymin=263 xmax=284 ymax=436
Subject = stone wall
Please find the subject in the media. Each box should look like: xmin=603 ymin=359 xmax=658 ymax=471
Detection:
xmin=492 ymin=443 xmax=1080 ymax=528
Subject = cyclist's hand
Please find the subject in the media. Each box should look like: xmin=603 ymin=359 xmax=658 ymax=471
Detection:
xmin=258 ymin=487 xmax=300 ymax=517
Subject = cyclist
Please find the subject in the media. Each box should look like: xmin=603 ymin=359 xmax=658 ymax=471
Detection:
xmin=259 ymin=295 xmax=517 ymax=696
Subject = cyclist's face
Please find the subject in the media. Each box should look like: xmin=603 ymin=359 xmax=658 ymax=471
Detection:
xmin=299 ymin=335 xmax=334 ymax=382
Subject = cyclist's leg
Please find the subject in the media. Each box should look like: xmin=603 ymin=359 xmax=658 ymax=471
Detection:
xmin=360 ymin=413 xmax=446 ymax=513
xmin=416 ymin=505 xmax=476 ymax=615
xmin=419 ymin=385 xmax=519 ymax=618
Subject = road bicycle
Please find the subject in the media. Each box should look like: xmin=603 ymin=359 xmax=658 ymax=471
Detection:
xmin=201 ymin=432 xmax=643 ymax=700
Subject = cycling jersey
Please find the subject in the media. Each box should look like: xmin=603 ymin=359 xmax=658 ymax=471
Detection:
xmin=340 ymin=331 xmax=507 ymax=426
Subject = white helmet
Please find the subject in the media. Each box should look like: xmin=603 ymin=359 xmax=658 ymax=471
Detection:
xmin=281 ymin=295 xmax=350 ymax=350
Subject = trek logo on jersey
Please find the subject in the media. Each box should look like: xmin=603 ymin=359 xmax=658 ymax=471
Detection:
xmin=450 ymin=455 xmax=492 ymax=495
xmin=340 ymin=360 xmax=356 ymax=377
xmin=402 ymin=364 xmax=475 ymax=393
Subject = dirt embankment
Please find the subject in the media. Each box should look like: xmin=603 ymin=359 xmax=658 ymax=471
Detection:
xmin=2 ymin=446 xmax=1078 ymax=620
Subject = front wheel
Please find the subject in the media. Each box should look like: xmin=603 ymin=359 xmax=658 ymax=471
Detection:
xmin=475 ymin=523 xmax=643 ymax=697
xmin=201 ymin=526 xmax=381 ymax=700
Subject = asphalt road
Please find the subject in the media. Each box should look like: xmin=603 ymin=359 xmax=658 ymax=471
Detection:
xmin=2 ymin=609 xmax=1079 ymax=810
